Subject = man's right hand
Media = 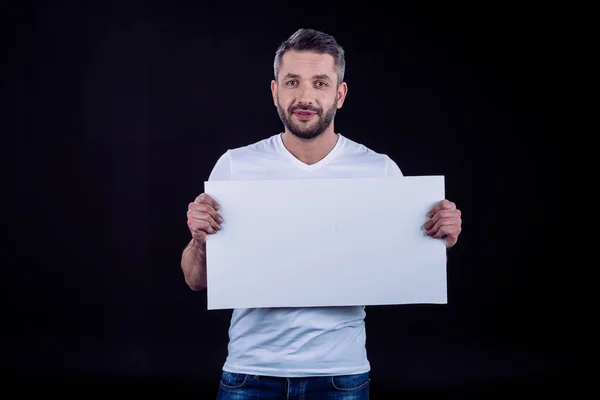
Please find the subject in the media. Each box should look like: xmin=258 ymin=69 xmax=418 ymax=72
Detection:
xmin=187 ymin=193 xmax=223 ymax=246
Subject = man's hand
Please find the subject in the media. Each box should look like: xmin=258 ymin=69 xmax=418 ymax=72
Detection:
xmin=187 ymin=193 xmax=223 ymax=246
xmin=424 ymin=199 xmax=462 ymax=248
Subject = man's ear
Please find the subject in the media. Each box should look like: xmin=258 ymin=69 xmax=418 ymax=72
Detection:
xmin=271 ymin=80 xmax=278 ymax=106
xmin=336 ymin=81 xmax=348 ymax=109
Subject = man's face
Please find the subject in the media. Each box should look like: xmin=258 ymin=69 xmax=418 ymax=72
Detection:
xmin=271 ymin=50 xmax=348 ymax=140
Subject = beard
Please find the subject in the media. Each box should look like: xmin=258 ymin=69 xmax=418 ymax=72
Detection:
xmin=276 ymin=97 xmax=337 ymax=140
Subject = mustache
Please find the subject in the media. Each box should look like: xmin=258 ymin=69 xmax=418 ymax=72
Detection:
xmin=289 ymin=105 xmax=322 ymax=115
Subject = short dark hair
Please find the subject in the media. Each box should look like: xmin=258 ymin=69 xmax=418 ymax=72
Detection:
xmin=273 ymin=28 xmax=346 ymax=84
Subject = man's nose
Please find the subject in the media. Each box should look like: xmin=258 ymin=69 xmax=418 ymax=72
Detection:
xmin=296 ymin=84 xmax=314 ymax=105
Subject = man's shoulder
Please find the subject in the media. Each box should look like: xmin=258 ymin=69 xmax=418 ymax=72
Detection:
xmin=208 ymin=134 xmax=282 ymax=181
xmin=226 ymin=134 xmax=281 ymax=159
xmin=338 ymin=134 xmax=391 ymax=161
xmin=338 ymin=134 xmax=403 ymax=176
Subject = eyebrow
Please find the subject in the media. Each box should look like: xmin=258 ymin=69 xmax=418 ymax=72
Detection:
xmin=283 ymin=73 xmax=333 ymax=82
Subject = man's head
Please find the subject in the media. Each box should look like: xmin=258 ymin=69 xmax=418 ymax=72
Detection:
xmin=271 ymin=29 xmax=348 ymax=140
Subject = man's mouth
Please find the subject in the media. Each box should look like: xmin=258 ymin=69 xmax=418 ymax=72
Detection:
xmin=292 ymin=110 xmax=317 ymax=121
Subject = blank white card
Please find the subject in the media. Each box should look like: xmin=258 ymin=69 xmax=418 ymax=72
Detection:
xmin=204 ymin=176 xmax=447 ymax=310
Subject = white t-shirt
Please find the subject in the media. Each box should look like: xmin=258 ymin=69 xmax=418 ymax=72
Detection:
xmin=207 ymin=132 xmax=403 ymax=377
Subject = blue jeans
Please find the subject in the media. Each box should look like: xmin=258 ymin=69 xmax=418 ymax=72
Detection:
xmin=216 ymin=370 xmax=370 ymax=399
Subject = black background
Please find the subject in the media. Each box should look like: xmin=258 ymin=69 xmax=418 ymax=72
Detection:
xmin=3 ymin=0 xmax=577 ymax=397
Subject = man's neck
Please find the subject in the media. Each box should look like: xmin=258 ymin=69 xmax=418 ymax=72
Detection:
xmin=281 ymin=129 xmax=339 ymax=165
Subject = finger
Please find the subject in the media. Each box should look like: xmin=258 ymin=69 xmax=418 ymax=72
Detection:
xmin=189 ymin=218 xmax=219 ymax=234
xmin=188 ymin=210 xmax=221 ymax=231
xmin=424 ymin=209 xmax=461 ymax=229
xmin=194 ymin=193 xmax=220 ymax=211
xmin=426 ymin=218 xmax=458 ymax=236
xmin=427 ymin=200 xmax=456 ymax=217
xmin=432 ymin=225 xmax=459 ymax=239
xmin=188 ymin=202 xmax=223 ymax=223
xmin=189 ymin=208 xmax=224 ymax=225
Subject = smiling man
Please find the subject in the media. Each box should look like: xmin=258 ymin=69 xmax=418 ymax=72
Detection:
xmin=181 ymin=28 xmax=463 ymax=399
xmin=273 ymin=54 xmax=342 ymax=141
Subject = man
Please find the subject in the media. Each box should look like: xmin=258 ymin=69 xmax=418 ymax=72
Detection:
xmin=181 ymin=28 xmax=462 ymax=399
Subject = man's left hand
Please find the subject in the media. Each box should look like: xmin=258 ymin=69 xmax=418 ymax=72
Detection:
xmin=424 ymin=199 xmax=462 ymax=248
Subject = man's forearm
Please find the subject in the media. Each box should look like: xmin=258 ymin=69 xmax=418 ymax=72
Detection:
xmin=181 ymin=238 xmax=207 ymax=291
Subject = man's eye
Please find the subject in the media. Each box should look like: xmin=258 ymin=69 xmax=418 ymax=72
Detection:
xmin=286 ymin=80 xmax=297 ymax=86
xmin=316 ymin=81 xmax=328 ymax=87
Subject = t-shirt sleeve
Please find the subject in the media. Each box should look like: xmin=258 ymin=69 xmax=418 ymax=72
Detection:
xmin=208 ymin=150 xmax=232 ymax=181
xmin=385 ymin=156 xmax=404 ymax=177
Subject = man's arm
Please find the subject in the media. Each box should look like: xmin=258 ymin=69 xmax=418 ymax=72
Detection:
xmin=182 ymin=192 xmax=223 ymax=292
xmin=181 ymin=238 xmax=207 ymax=291
xmin=181 ymin=151 xmax=230 ymax=292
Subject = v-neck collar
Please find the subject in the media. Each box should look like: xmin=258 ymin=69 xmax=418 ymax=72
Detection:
xmin=275 ymin=132 xmax=345 ymax=171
